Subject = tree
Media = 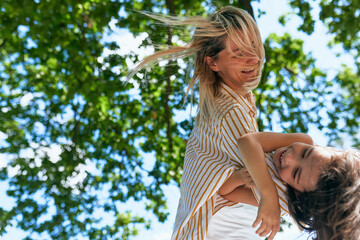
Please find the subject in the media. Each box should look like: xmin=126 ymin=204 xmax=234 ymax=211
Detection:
xmin=0 ymin=0 xmax=358 ymax=239
xmin=282 ymin=0 xmax=360 ymax=145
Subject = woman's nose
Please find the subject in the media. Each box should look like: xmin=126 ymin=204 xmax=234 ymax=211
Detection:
xmin=246 ymin=56 xmax=259 ymax=64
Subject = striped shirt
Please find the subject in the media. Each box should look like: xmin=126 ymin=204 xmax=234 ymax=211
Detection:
xmin=171 ymin=83 xmax=289 ymax=240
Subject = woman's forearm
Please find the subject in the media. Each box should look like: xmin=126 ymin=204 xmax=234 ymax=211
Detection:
xmin=218 ymin=169 xmax=245 ymax=196
xmin=221 ymin=186 xmax=259 ymax=207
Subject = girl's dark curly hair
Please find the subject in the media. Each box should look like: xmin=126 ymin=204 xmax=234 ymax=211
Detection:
xmin=287 ymin=150 xmax=360 ymax=240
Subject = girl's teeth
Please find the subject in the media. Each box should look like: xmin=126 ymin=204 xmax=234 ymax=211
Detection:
xmin=280 ymin=151 xmax=285 ymax=166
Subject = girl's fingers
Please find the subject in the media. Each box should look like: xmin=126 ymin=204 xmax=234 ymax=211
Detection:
xmin=252 ymin=216 xmax=261 ymax=228
xmin=267 ymin=226 xmax=278 ymax=240
xmin=255 ymin=222 xmax=267 ymax=234
xmin=259 ymin=229 xmax=270 ymax=237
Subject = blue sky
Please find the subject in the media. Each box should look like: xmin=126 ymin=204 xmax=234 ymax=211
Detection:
xmin=0 ymin=0 xmax=355 ymax=239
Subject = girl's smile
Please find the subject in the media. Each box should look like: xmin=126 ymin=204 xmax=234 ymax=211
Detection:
xmin=273 ymin=143 xmax=334 ymax=192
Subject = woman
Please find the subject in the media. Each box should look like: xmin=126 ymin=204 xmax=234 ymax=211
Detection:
xmin=130 ymin=6 xmax=288 ymax=240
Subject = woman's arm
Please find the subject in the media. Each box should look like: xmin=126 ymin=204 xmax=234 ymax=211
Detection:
xmin=219 ymin=168 xmax=255 ymax=196
xmin=221 ymin=186 xmax=259 ymax=207
xmin=218 ymin=169 xmax=245 ymax=196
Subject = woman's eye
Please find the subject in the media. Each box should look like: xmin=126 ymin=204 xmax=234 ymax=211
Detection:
xmin=251 ymin=41 xmax=256 ymax=49
xmin=232 ymin=52 xmax=243 ymax=57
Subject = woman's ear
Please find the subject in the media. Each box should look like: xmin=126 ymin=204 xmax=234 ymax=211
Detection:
xmin=205 ymin=56 xmax=219 ymax=72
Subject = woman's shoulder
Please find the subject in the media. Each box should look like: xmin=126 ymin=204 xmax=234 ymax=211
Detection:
xmin=216 ymin=92 xmax=248 ymax=118
xmin=217 ymin=87 xmax=257 ymax=119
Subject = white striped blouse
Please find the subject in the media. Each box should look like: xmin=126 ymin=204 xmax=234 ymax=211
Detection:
xmin=171 ymin=83 xmax=289 ymax=240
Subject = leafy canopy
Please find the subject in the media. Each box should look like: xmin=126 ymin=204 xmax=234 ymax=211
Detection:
xmin=0 ymin=0 xmax=359 ymax=239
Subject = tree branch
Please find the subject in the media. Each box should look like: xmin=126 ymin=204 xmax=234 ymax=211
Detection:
xmin=238 ymin=0 xmax=255 ymax=20
xmin=164 ymin=0 xmax=176 ymax=152
xmin=0 ymin=39 xmax=7 ymax=48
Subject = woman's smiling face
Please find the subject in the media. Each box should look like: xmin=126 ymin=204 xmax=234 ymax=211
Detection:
xmin=273 ymin=142 xmax=335 ymax=192
xmin=206 ymin=33 xmax=261 ymax=93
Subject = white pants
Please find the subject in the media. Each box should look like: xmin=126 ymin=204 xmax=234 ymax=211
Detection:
xmin=206 ymin=203 xmax=262 ymax=240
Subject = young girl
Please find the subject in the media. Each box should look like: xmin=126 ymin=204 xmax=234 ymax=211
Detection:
xmin=220 ymin=132 xmax=360 ymax=240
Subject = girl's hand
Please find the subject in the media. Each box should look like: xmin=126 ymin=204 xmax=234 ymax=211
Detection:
xmin=252 ymin=196 xmax=280 ymax=240
xmin=235 ymin=168 xmax=256 ymax=188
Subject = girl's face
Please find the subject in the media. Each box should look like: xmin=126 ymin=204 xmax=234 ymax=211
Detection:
xmin=207 ymin=34 xmax=260 ymax=93
xmin=273 ymin=142 xmax=334 ymax=192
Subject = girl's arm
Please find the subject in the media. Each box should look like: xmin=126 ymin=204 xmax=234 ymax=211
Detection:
xmin=236 ymin=132 xmax=313 ymax=239
xmin=237 ymin=132 xmax=313 ymax=196
xmin=240 ymin=132 xmax=313 ymax=152
xmin=237 ymin=133 xmax=280 ymax=237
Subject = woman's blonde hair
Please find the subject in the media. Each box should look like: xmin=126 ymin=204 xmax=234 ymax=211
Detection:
xmin=129 ymin=6 xmax=264 ymax=121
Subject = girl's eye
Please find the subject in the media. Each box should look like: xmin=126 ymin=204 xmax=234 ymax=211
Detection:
xmin=293 ymin=168 xmax=298 ymax=180
xmin=302 ymin=148 xmax=308 ymax=158
xmin=293 ymin=168 xmax=302 ymax=184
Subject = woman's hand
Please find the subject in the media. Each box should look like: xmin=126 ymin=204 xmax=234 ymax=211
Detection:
xmin=235 ymin=168 xmax=255 ymax=188
xmin=219 ymin=167 xmax=255 ymax=196
xmin=252 ymin=196 xmax=280 ymax=240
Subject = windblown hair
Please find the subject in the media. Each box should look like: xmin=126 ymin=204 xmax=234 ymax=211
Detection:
xmin=287 ymin=150 xmax=360 ymax=240
xmin=128 ymin=6 xmax=264 ymax=121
